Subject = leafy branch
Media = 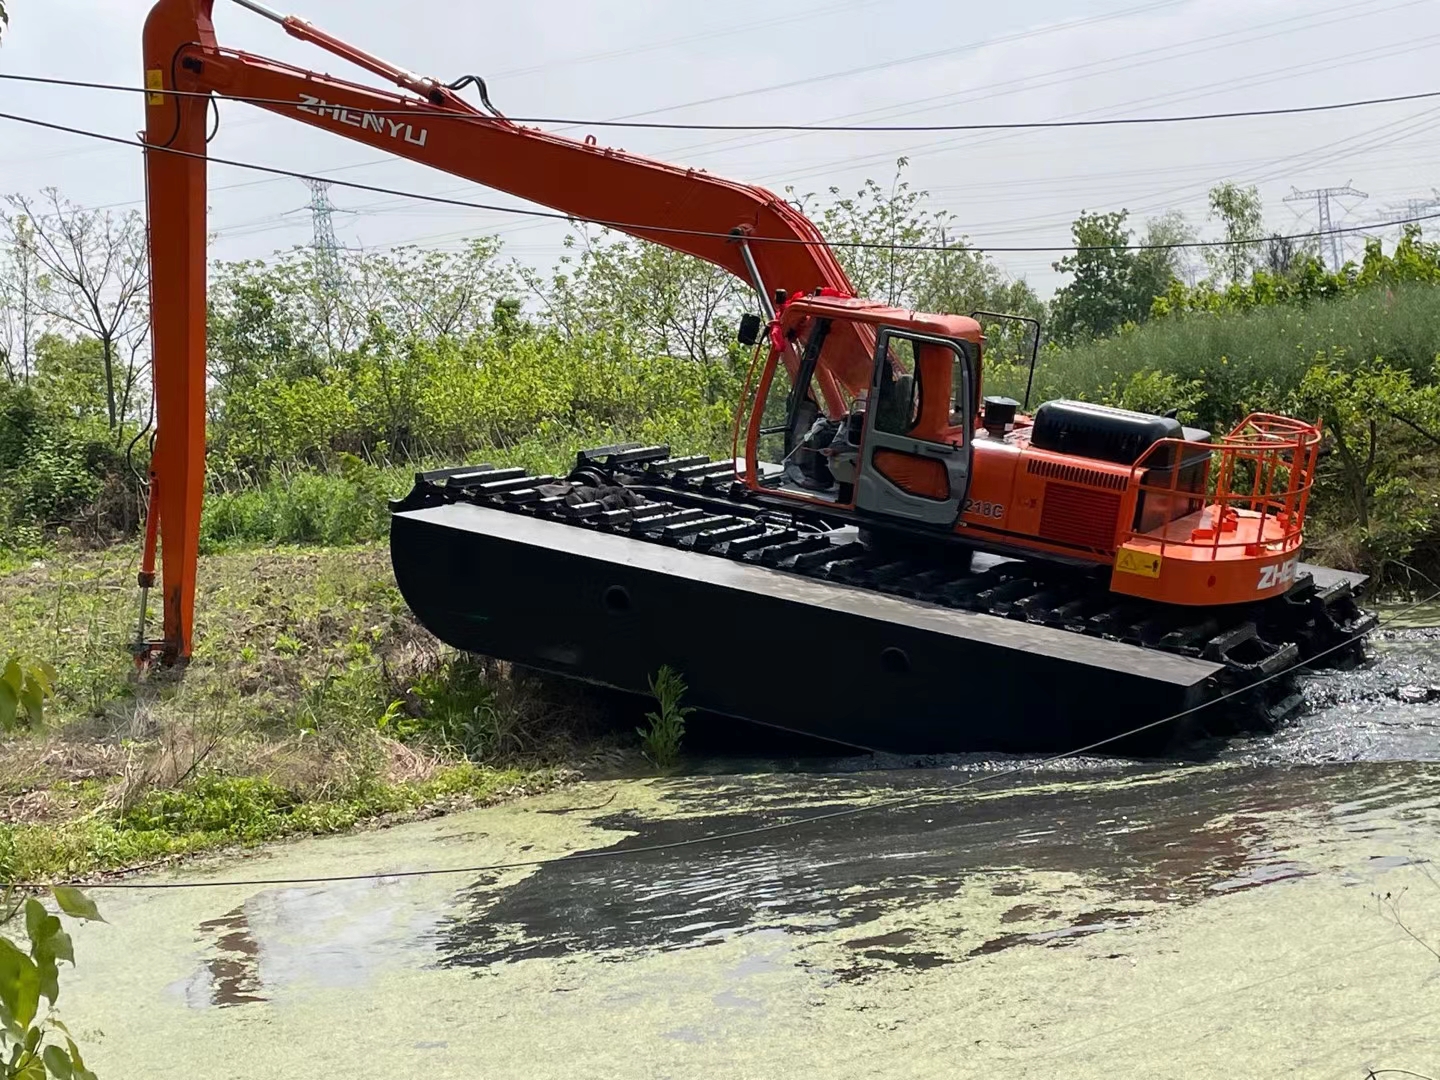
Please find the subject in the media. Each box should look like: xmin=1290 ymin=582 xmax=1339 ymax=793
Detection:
xmin=0 ymin=888 xmax=104 ymax=1080
xmin=0 ymin=656 xmax=55 ymax=734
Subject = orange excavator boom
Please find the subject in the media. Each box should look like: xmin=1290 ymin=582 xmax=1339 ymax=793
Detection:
xmin=139 ymin=0 xmax=870 ymax=661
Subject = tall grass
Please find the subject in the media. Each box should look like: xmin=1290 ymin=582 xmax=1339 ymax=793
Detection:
xmin=986 ymin=282 xmax=1440 ymax=431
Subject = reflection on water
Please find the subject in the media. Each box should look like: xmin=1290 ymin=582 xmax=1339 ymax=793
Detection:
xmin=435 ymin=763 xmax=1440 ymax=977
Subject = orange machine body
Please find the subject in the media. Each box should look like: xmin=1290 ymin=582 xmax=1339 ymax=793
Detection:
xmin=738 ymin=295 xmax=1320 ymax=608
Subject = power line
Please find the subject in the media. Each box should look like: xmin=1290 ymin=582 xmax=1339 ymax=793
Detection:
xmin=6 ymin=72 xmax=1440 ymax=133
xmin=727 ymin=9 xmax=1440 ymax=199
xmin=30 ymin=591 xmax=1429 ymax=893
xmin=595 ymin=0 xmax=1189 ymax=123
xmin=3 ymin=109 xmax=1440 ymax=254
xmin=704 ymin=0 xmax=1434 ymax=182
xmin=6 ymin=2 xmax=1421 ymax=237
xmin=202 ymin=33 xmax=1440 ymax=252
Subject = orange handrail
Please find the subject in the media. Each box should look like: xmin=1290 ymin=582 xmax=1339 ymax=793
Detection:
xmin=1121 ymin=413 xmax=1322 ymax=561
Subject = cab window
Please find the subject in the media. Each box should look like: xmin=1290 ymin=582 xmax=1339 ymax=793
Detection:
xmin=874 ymin=337 xmax=920 ymax=435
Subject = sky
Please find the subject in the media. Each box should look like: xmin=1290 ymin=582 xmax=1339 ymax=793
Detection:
xmin=1 ymin=0 xmax=1439 ymax=299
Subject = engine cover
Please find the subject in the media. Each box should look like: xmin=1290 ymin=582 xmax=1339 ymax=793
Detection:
xmin=1030 ymin=400 xmax=1183 ymax=465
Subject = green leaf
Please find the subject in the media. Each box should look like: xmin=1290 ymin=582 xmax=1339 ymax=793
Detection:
xmin=46 ymin=930 xmax=73 ymax=968
xmin=0 ymin=680 xmax=17 ymax=732
xmin=49 ymin=889 xmax=102 ymax=924
xmin=18 ymin=679 xmax=44 ymax=727
xmin=1 ymin=658 xmax=22 ymax=696
xmin=24 ymin=900 xmax=47 ymax=948
xmin=42 ymin=1045 xmax=74 ymax=1079
xmin=0 ymin=938 xmax=41 ymax=1028
xmin=65 ymin=1038 xmax=89 ymax=1075
xmin=32 ymin=925 xmax=69 ymax=1004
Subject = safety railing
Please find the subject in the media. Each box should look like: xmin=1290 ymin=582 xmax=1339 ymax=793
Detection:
xmin=1120 ymin=413 xmax=1322 ymax=560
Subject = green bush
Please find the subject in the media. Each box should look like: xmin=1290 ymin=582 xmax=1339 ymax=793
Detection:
xmin=200 ymin=461 xmax=395 ymax=550
xmin=0 ymin=385 xmax=124 ymax=545
xmin=1006 ymin=281 xmax=1440 ymax=433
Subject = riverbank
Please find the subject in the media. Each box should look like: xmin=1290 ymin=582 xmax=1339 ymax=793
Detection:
xmin=0 ymin=543 xmax=627 ymax=882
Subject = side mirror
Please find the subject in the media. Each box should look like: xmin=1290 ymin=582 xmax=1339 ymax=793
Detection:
xmin=737 ymin=313 xmax=763 ymax=347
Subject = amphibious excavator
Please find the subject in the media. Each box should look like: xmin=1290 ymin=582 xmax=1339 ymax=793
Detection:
xmin=138 ymin=0 xmax=1376 ymax=751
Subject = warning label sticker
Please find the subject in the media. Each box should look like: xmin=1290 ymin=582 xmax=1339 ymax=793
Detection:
xmin=1115 ymin=547 xmax=1162 ymax=578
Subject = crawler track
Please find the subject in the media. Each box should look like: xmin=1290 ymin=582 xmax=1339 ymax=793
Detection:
xmin=396 ymin=444 xmax=1377 ymax=705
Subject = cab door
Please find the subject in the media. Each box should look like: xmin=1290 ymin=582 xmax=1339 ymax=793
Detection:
xmin=854 ymin=327 xmax=973 ymax=527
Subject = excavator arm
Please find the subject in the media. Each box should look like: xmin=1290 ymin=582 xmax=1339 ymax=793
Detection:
xmin=139 ymin=0 xmax=869 ymax=661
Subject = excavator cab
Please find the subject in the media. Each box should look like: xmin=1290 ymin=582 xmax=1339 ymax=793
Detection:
xmin=739 ymin=296 xmax=978 ymax=529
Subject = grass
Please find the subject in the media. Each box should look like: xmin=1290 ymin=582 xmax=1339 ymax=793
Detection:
xmin=0 ymin=543 xmax=624 ymax=883
xmin=985 ymin=281 xmax=1440 ymax=432
xmin=0 ymin=765 xmax=544 ymax=883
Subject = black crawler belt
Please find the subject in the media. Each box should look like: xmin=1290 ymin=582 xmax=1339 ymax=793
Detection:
xmin=394 ymin=443 xmax=1377 ymax=713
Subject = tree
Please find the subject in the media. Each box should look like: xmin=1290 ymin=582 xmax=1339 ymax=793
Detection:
xmin=1204 ymin=181 xmax=1265 ymax=285
xmin=1290 ymin=356 xmax=1440 ymax=574
xmin=33 ymin=334 xmax=108 ymax=422
xmin=536 ymin=227 xmax=743 ymax=364
xmin=4 ymin=190 xmax=150 ymax=436
xmin=802 ymin=159 xmax=1046 ymax=360
xmin=0 ymin=215 xmax=42 ymax=384
xmin=1133 ymin=210 xmax=1196 ymax=295
xmin=808 ymin=159 xmax=938 ymax=307
xmin=1050 ymin=209 xmax=1191 ymax=341
xmin=350 ymin=238 xmax=511 ymax=343
xmin=1261 ymin=232 xmax=1318 ymax=278
xmin=1050 ymin=211 xmax=1129 ymax=342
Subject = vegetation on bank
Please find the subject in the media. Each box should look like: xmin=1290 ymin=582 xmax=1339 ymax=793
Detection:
xmin=0 ymin=545 xmax=612 ymax=882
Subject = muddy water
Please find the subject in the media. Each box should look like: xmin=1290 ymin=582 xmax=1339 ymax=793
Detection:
xmin=56 ymin=628 xmax=1440 ymax=1079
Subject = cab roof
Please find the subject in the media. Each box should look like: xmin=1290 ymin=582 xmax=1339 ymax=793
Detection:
xmin=780 ymin=294 xmax=983 ymax=344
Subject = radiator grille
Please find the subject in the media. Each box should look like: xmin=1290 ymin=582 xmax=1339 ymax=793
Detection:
xmin=1026 ymin=457 xmax=1128 ymax=491
xmin=1039 ymin=483 xmax=1121 ymax=552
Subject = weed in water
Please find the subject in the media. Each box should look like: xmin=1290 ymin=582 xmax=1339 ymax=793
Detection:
xmin=638 ymin=665 xmax=693 ymax=769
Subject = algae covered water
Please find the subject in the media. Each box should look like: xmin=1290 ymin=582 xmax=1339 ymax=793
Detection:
xmin=54 ymin=624 xmax=1440 ymax=1079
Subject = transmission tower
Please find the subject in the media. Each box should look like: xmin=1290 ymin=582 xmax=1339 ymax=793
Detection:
xmin=304 ymin=178 xmax=344 ymax=294
xmin=1284 ymin=183 xmax=1368 ymax=270
xmin=1385 ymin=188 xmax=1440 ymax=225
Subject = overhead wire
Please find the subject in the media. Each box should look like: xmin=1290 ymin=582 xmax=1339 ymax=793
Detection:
xmin=7 ymin=73 xmax=1438 ymax=133
xmin=29 ymin=590 xmax=1436 ymax=893
xmin=750 ymin=31 xmax=1440 ymax=198
xmin=559 ymin=0 xmax=1192 ymax=125
xmin=254 ymin=19 xmax=1440 ymax=256
xmin=480 ymin=0 xmax=889 ymax=83
xmin=6 ymin=106 xmax=1439 ymax=254
xmin=696 ymin=0 xmax=1431 ymax=179
xmin=7 ymin=0 xmax=1422 ymax=254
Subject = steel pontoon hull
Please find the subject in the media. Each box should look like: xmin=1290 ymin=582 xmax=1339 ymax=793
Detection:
xmin=391 ymin=502 xmax=1229 ymax=753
